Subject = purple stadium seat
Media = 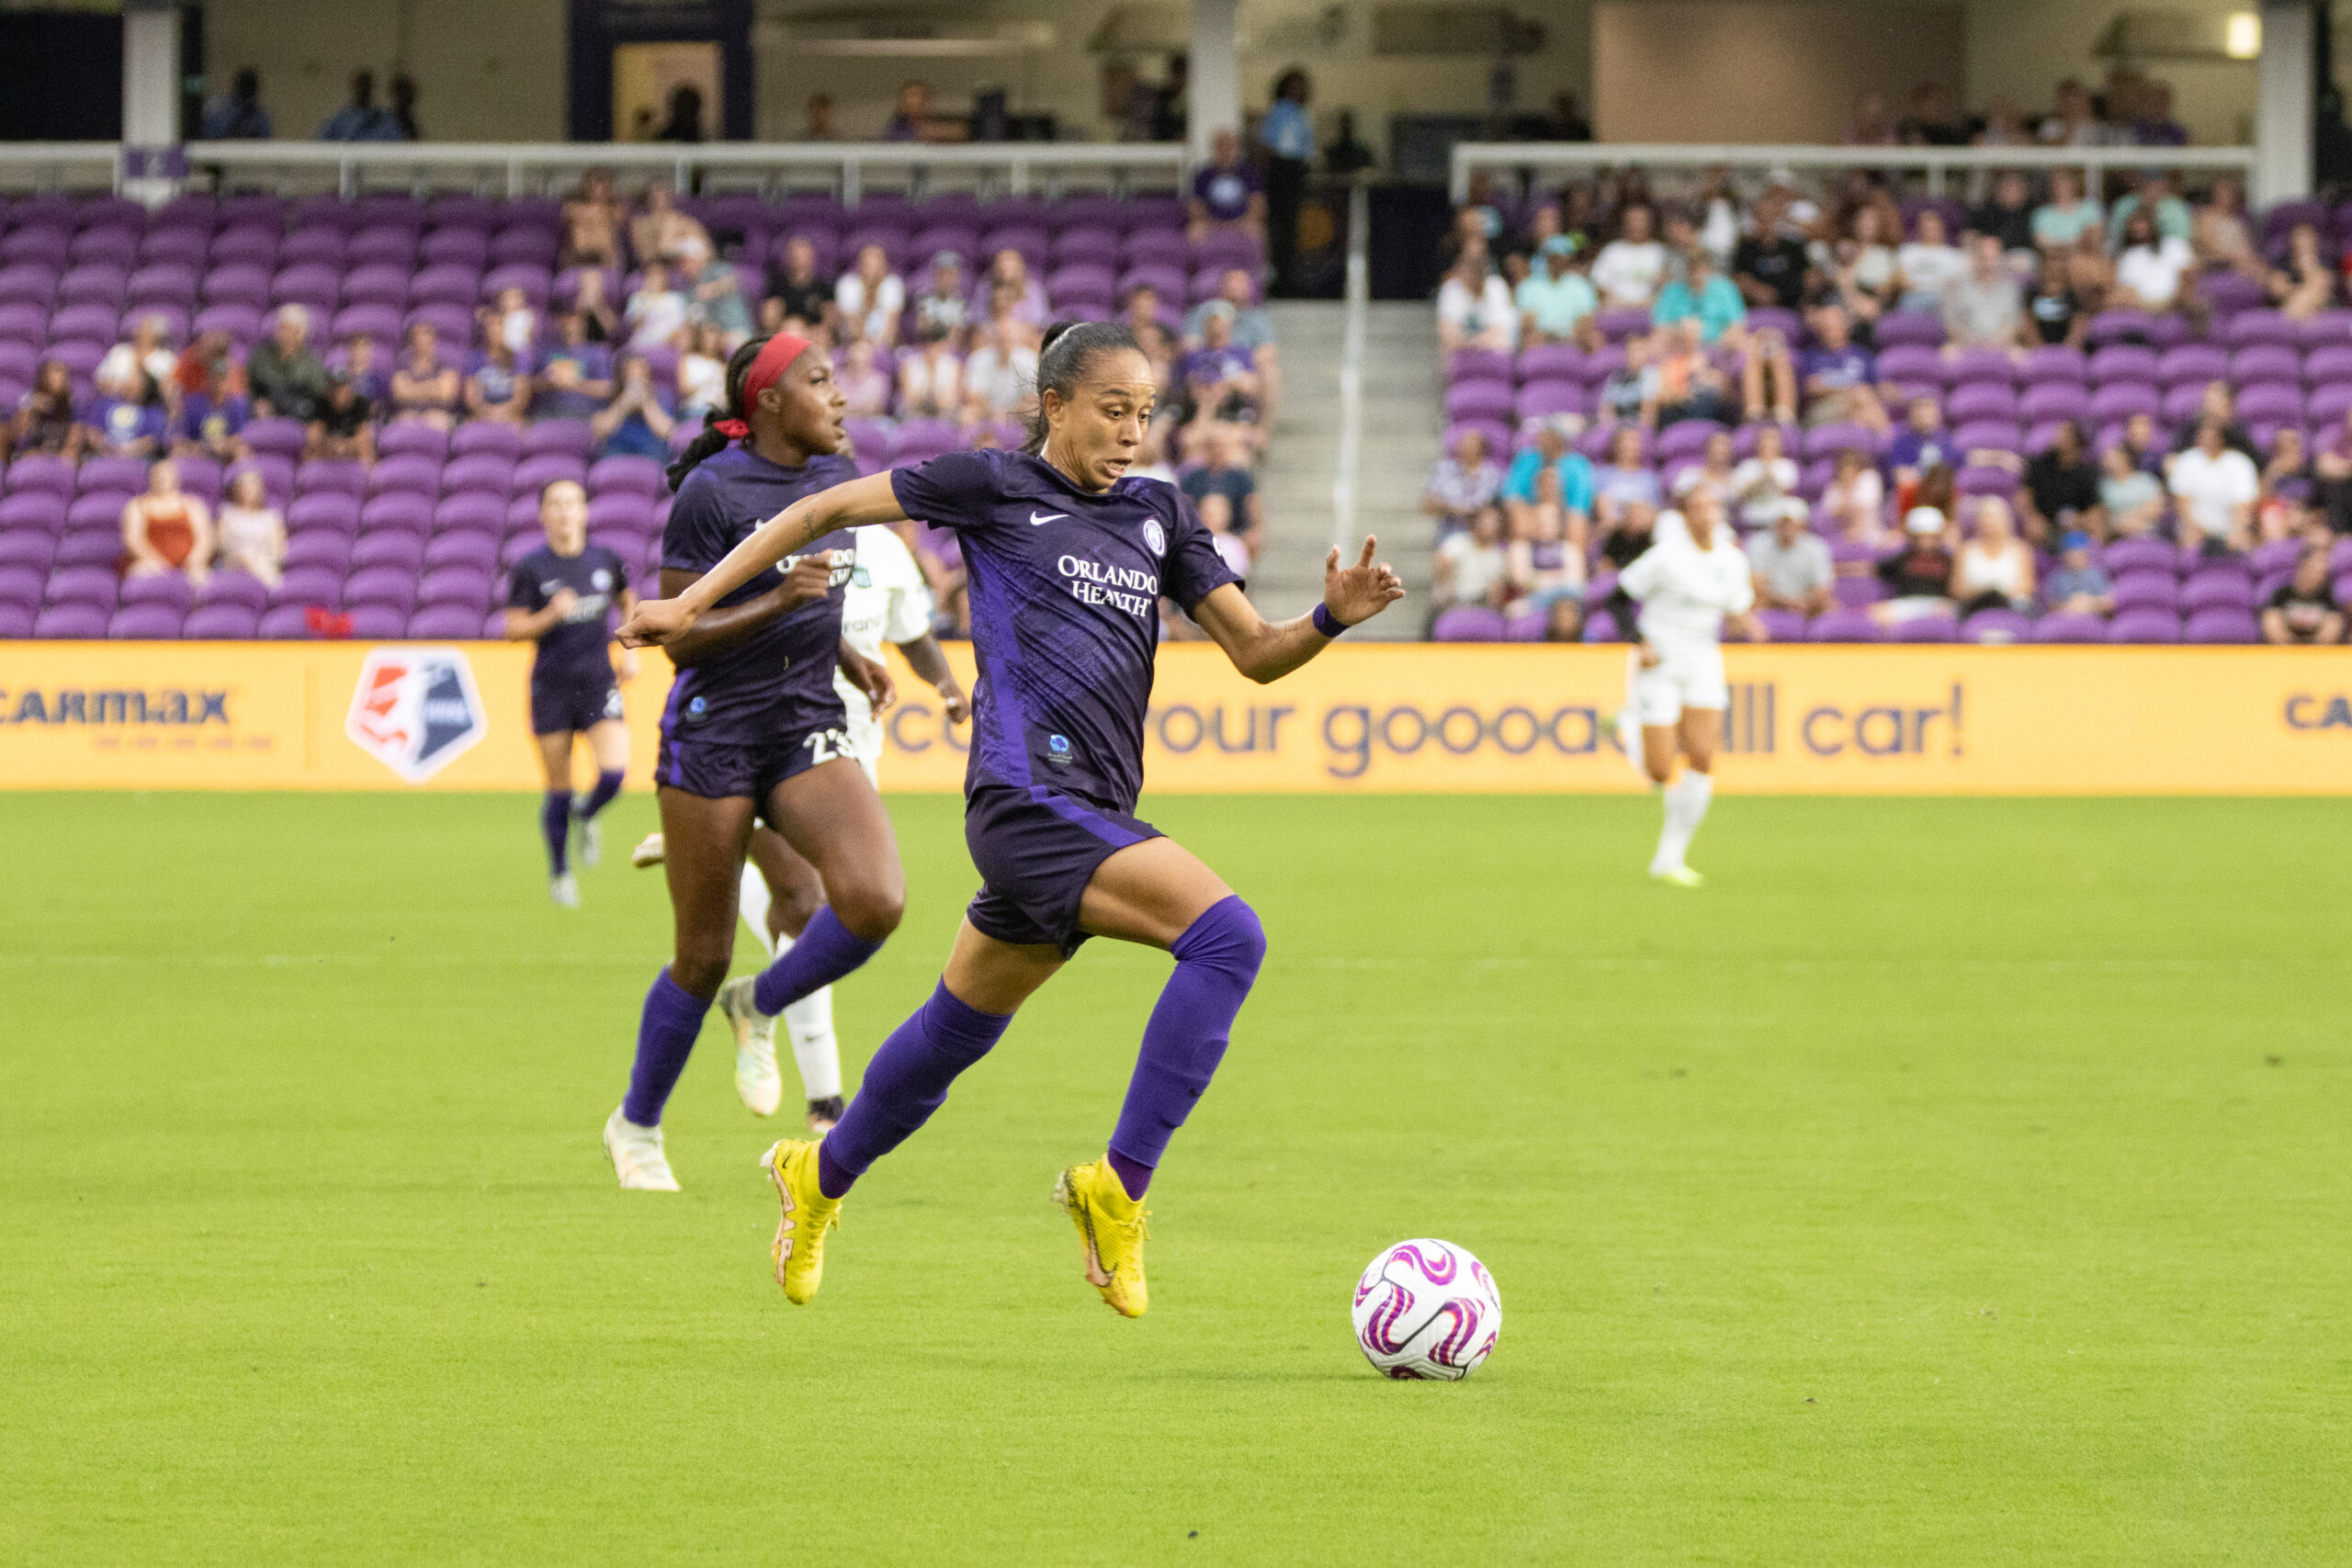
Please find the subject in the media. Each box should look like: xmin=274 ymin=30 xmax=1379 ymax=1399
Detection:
xmin=1514 ymin=344 xmax=1581 ymax=383
xmin=2236 ymin=384 xmax=2304 ymax=424
xmin=47 ymin=301 xmax=119 ymax=343
xmin=441 ymin=453 xmax=516 ymax=497
xmin=408 ymin=265 xmax=481 ymax=308
xmin=480 ymin=264 xmax=551 ymax=309
xmin=2088 ymin=344 xmax=2160 ymax=386
xmin=405 ymin=604 xmax=481 ymax=639
xmin=350 ymin=528 xmax=427 ymax=571
xmin=1955 ymin=462 xmax=2018 ymax=497
xmin=297 ymin=458 xmax=368 ymax=498
xmin=1430 ymin=604 xmax=1507 ymax=642
xmin=4 ymin=452 xmax=75 ymax=497
xmin=271 ymin=563 xmax=345 ymax=607
xmin=183 ymin=602 xmax=260 ymax=638
xmin=198 ymin=570 xmax=270 ymax=614
xmin=1831 ymin=576 xmax=1886 ymax=608
xmin=0 ymin=228 xmax=70 ymax=269
xmin=378 ymin=422 xmax=450 ymax=462
xmin=341 ymin=604 xmax=405 ymax=639
xmin=424 ymin=531 xmax=500 ymax=574
xmin=1579 ymin=607 xmax=1623 ymax=643
xmin=432 ymin=490 xmax=507 ymax=534
xmin=514 ymin=454 xmax=586 ymax=496
xmin=347 ymin=226 xmax=419 ymax=268
xmin=1753 ymin=608 xmax=1808 ymax=642
xmin=342 ymin=566 xmax=419 ymax=614
xmin=119 ymin=571 xmax=194 ymax=612
xmin=108 ymin=603 xmax=184 ymax=638
xmin=36 ymin=603 xmax=110 ymax=638
xmin=402 ymin=303 xmax=473 ymax=348
xmin=2033 ymin=610 xmax=2109 ymax=643
xmin=1874 ymin=310 xmax=1944 ymax=347
xmin=489 ymin=228 xmax=559 ymax=268
xmin=76 ymin=455 xmax=146 ymax=495
xmin=2224 ymin=310 xmax=2298 ymax=348
xmin=1890 ymin=610 xmax=1959 ymax=642
xmin=2183 ymin=573 xmax=2255 ymax=613
xmin=254 ymin=604 xmax=317 ymax=639
xmin=0 ymin=563 xmax=46 ymax=606
xmin=1594 ymin=308 xmax=1650 ymax=344
xmin=0 ymin=298 xmax=51 ymax=340
xmin=2090 ymin=382 xmax=2163 ymax=423
xmin=1943 ymin=347 xmax=2018 ymax=388
xmin=2086 ymin=310 xmax=2155 ymax=347
xmin=1874 ymin=344 xmax=1942 ymax=395
xmin=449 ymin=421 xmax=524 ymax=461
xmin=1961 ymin=607 xmax=2031 ymax=643
xmin=2021 ymin=344 xmax=2087 ymax=385
xmin=1444 ymin=380 xmax=1513 ymax=423
xmin=1803 ymin=423 xmax=1879 ymax=460
xmin=1808 ymin=608 xmax=1883 ymax=642
xmin=1514 ymin=379 xmax=1585 ymax=423
xmin=45 ymin=564 xmax=120 ymax=608
xmin=51 ymin=526 xmax=122 ymax=570
xmin=2106 ymin=607 xmax=2181 ymax=642
xmin=1947 ymin=383 xmax=2018 ymax=423
xmin=2020 ymin=383 xmax=2089 ymax=423
xmin=2110 ymin=570 xmax=2179 ymax=612
xmin=367 ymin=454 xmax=442 ymax=498
xmin=2100 ymin=537 xmax=2175 ymax=576
xmin=1657 ymin=421 xmax=1718 ymax=461
xmin=419 ymin=229 xmax=492 ymax=270
xmin=2183 ymin=607 xmax=2259 ymax=643
xmin=521 ymin=421 xmax=594 ymax=460
xmin=587 ymin=454 xmax=664 ymax=498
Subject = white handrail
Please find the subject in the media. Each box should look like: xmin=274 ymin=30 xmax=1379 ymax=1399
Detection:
xmin=0 ymin=140 xmax=1192 ymax=203
xmin=1451 ymin=141 xmax=2263 ymax=204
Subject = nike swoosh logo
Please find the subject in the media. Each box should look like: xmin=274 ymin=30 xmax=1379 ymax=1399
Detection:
xmin=1029 ymin=511 xmax=1068 ymax=525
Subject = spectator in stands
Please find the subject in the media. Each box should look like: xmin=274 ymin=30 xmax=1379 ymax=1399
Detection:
xmin=1179 ymin=302 xmax=1260 ymax=427
xmin=885 ymin=79 xmax=966 ymax=143
xmin=1651 ymin=249 xmax=1747 ymax=344
xmin=533 ymin=311 xmax=615 ymax=421
xmin=1134 ymin=316 xmax=1181 ymax=401
xmin=1817 ymin=202 xmax=1900 ymax=329
xmin=210 ymin=468 xmax=283 ymax=588
xmin=2038 ymin=79 xmax=2105 ymax=147
xmin=2024 ymin=263 xmax=2086 ymax=348
xmin=388 ymin=73 xmax=422 ymax=141
xmin=5 ymin=359 xmax=87 ymax=462
xmin=1739 ymin=325 xmax=1799 ymax=426
xmin=1187 ymin=268 xmax=1281 ymax=423
xmin=1431 ymin=504 xmax=1510 ymax=614
xmin=591 ymin=351 xmax=674 ymax=458
xmin=2263 ymin=547 xmax=2345 ymax=644
xmin=2193 ymin=175 xmax=2264 ymax=280
xmin=337 ymin=334 xmax=389 ymax=406
xmin=389 ymin=321 xmax=460 ymax=428
xmin=121 ymin=458 xmax=211 ymax=588
xmin=1952 ymin=496 xmax=2037 ymax=614
xmin=2112 ymin=209 xmax=2195 ymax=313
xmin=99 ymin=314 xmax=179 ymax=412
xmin=2059 ymin=226 xmax=2118 ymax=315
xmin=1887 ymin=397 xmax=1950 ymax=502
xmin=2170 ymin=418 xmax=2259 ymax=553
xmin=2267 ymin=223 xmax=2336 ymax=320
xmin=1747 ymin=497 xmax=1834 ymax=616
xmin=1594 ymin=335 xmax=1649 ymax=428
xmin=2109 ymin=173 xmax=2191 ymax=245
xmin=570 ymin=267 xmax=619 ymax=344
xmin=963 ymin=313 xmax=1040 ymax=423
xmin=1718 ymin=426 xmax=1792 ymax=528
xmin=836 ymin=335 xmax=892 ymax=421
xmin=171 ymin=333 xmax=249 ymax=463
xmin=2119 ymin=411 xmax=2165 ymax=473
xmin=2171 ymin=382 xmax=2258 ymax=460
xmin=482 ymin=288 xmax=537 ymax=360
xmin=1592 ymin=426 xmax=1662 ymax=529
xmin=764 ymin=236 xmax=836 ymax=339
xmin=1515 ymin=236 xmax=1600 ymax=349
xmin=1499 ymin=415 xmax=1594 ymax=546
xmin=1820 ymin=446 xmax=1887 ymax=544
xmin=1670 ymin=427 xmax=1739 ymax=502
xmin=2032 ymin=169 xmax=2105 ymax=253
xmin=198 ymin=66 xmax=272 ymax=140
xmin=2098 ymin=441 xmax=2164 ymax=538
xmin=1941 ymin=233 xmax=2024 ymax=351
xmin=673 ymin=234 xmax=752 ymax=343
xmin=1506 ymin=499 xmax=1585 ymax=628
xmin=1970 ymin=170 xmax=2037 ymax=260
xmin=629 ymin=186 xmax=707 ymax=267
xmin=2257 ymin=428 xmax=2317 ymax=543
xmin=317 ymin=71 xmax=396 ymax=141
xmin=247 ymin=306 xmax=327 ymax=423
xmin=1260 ymin=68 xmax=1317 ymax=295
xmin=1642 ymin=320 xmax=1735 ymax=428
xmin=1188 ymin=128 xmax=1265 ymax=243
xmin=1179 ymin=423 xmax=1263 ymax=558
xmin=672 ymin=321 xmax=725 ymax=424
xmin=2043 ymin=530 xmax=2113 ymax=614
xmin=1437 ymin=245 xmax=1518 ymax=353
xmin=1899 ymin=82 xmax=1969 ymax=145
xmin=1591 ymin=204 xmax=1668 ymax=310
xmin=561 ymin=169 xmax=623 ymax=268
xmin=1423 ymin=427 xmax=1502 ymax=536
xmin=308 ymin=370 xmax=377 ymax=462
xmin=834 ymin=244 xmax=905 ymax=348
xmin=626 ymin=262 xmax=690 ymax=351
xmin=1894 ymin=209 xmax=1965 ymax=311
xmin=897 ymin=324 xmax=964 ymax=421
xmin=2018 ymin=420 xmax=2098 ymax=544
xmin=1841 ymin=90 xmax=1898 ymax=146
xmin=1798 ymin=306 xmax=1887 ymax=431
xmin=1871 ymin=506 xmax=1956 ymax=624
xmin=1734 ymin=191 xmax=1812 ymax=311
xmin=976 ymin=249 xmax=1047 ymax=332
xmin=905 ymin=252 xmax=967 ymax=346
xmin=91 ymin=369 xmax=169 ymax=459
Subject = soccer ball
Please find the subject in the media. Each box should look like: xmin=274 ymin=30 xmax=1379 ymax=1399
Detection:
xmin=1351 ymin=1238 xmax=1501 ymax=1381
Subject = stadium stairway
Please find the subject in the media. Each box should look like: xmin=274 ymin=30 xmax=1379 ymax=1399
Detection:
xmin=1253 ymin=301 xmax=1442 ymax=640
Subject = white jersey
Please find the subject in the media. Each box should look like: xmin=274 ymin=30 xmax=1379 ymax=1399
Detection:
xmin=1618 ymin=528 xmax=1753 ymax=649
xmin=833 ymin=525 xmax=934 ymax=783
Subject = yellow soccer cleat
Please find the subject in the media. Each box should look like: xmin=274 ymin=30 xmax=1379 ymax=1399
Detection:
xmin=1650 ymin=864 xmax=1706 ymax=888
xmin=761 ymin=1138 xmax=842 ymax=1305
xmin=1054 ymin=1156 xmax=1150 ymax=1318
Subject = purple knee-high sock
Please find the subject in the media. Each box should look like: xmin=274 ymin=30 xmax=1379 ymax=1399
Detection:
xmin=577 ymin=769 xmax=624 ymax=819
xmin=539 ymin=790 xmax=573 ymax=875
xmin=817 ymin=980 xmax=1012 ymax=1198
xmin=1105 ymin=896 xmax=1266 ymax=1199
xmin=622 ymin=967 xmax=709 ymax=1126
xmin=751 ymin=904 xmax=883 ymax=1016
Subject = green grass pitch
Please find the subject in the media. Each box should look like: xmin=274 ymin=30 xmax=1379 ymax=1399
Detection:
xmin=4 ymin=791 xmax=2347 ymax=1565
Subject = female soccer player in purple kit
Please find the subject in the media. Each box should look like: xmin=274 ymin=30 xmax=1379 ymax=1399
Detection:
xmin=602 ymin=332 xmax=905 ymax=1191
xmin=621 ymin=321 xmax=1403 ymax=1314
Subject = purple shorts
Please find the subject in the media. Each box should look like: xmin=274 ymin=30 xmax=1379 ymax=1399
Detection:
xmin=656 ymin=718 xmax=854 ymax=805
xmin=963 ymin=784 xmax=1162 ymax=958
xmin=530 ymin=677 xmax=623 ymax=737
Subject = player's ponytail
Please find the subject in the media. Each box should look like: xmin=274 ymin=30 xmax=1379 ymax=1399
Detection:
xmin=1023 ymin=319 xmax=1144 ymax=456
xmin=665 ymin=334 xmax=776 ymax=492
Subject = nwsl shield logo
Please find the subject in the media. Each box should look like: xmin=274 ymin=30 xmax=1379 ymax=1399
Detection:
xmin=345 ymin=647 xmax=488 ymax=782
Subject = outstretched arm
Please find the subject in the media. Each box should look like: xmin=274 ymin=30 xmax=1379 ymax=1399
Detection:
xmin=618 ymin=472 xmax=908 ymax=647
xmin=1192 ymin=536 xmax=1404 ymax=684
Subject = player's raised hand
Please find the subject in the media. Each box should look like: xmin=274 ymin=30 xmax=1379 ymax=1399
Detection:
xmin=1324 ymin=536 xmax=1407 ymax=626
xmin=617 ymin=595 xmax=694 ymax=649
xmin=840 ymin=645 xmax=896 ymax=715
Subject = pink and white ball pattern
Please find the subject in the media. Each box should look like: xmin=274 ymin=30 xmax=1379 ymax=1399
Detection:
xmin=1351 ymin=1238 xmax=1502 ymax=1381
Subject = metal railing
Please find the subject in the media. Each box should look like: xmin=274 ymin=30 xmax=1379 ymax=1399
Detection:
xmin=0 ymin=140 xmax=1192 ymax=203
xmin=1451 ymin=141 xmax=2264 ymax=205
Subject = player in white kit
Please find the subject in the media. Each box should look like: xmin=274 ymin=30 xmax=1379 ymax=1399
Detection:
xmin=633 ymin=521 xmax=969 ymax=1127
xmin=1612 ymin=484 xmax=1762 ymax=886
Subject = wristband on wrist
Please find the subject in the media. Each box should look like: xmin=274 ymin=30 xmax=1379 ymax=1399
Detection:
xmin=1311 ymin=603 xmax=1349 ymax=638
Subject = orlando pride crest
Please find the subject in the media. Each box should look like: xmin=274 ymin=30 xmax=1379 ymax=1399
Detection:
xmin=345 ymin=647 xmax=489 ymax=782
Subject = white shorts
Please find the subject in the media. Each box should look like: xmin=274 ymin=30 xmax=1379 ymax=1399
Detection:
xmin=843 ymin=703 xmax=883 ymax=790
xmin=1627 ymin=641 xmax=1728 ymax=726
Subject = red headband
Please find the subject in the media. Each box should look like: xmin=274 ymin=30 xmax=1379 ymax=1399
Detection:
xmin=712 ymin=333 xmax=812 ymax=439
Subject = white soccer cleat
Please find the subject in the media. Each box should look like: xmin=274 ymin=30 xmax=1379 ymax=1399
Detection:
xmin=603 ymin=1107 xmax=681 ymax=1190
xmin=1649 ymin=863 xmax=1705 ymax=888
xmin=718 ymin=976 xmax=783 ymax=1116
xmin=549 ymin=873 xmax=580 ymax=908
xmin=630 ymin=832 xmax=666 ymax=869
xmin=578 ymin=815 xmax=603 ymax=868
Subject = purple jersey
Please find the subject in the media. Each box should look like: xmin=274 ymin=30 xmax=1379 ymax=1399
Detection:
xmin=890 ymin=448 xmax=1239 ymax=813
xmin=509 ymin=542 xmax=630 ymax=684
xmin=661 ymin=444 xmax=861 ymax=745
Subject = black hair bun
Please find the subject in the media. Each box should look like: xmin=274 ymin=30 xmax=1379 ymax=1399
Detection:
xmin=1039 ymin=320 xmax=1082 ymax=355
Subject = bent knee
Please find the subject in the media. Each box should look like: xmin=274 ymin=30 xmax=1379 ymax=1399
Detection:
xmin=1181 ymin=895 xmax=1267 ymax=978
xmin=831 ymin=885 xmax=906 ymax=943
xmin=671 ymin=949 xmax=730 ymax=999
